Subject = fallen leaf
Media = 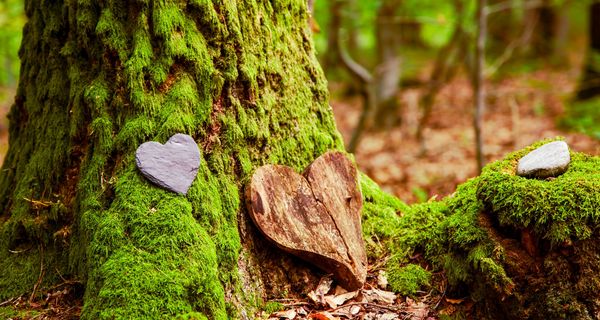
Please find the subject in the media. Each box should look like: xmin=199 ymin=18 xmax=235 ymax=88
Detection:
xmin=362 ymin=288 xmax=396 ymax=304
xmin=310 ymin=311 xmax=338 ymax=320
xmin=377 ymin=313 xmax=399 ymax=320
xmin=297 ymin=307 xmax=308 ymax=316
xmin=406 ymin=301 xmax=429 ymax=320
xmin=350 ymin=305 xmax=361 ymax=315
xmin=445 ymin=297 xmax=464 ymax=305
xmin=377 ymin=271 xmax=388 ymax=289
xmin=332 ymin=291 xmax=358 ymax=306
xmin=308 ymin=275 xmax=334 ymax=304
xmin=272 ymin=309 xmax=297 ymax=319
xmin=334 ymin=285 xmax=347 ymax=295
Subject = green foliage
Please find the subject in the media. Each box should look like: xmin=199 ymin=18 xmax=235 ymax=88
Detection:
xmin=262 ymin=301 xmax=284 ymax=314
xmin=0 ymin=0 xmax=24 ymax=86
xmin=386 ymin=261 xmax=431 ymax=296
xmin=562 ymin=97 xmax=600 ymax=139
xmin=0 ymin=306 xmax=39 ymax=319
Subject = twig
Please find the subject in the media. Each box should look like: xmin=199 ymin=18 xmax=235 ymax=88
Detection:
xmin=486 ymin=10 xmax=538 ymax=76
xmin=0 ymin=296 xmax=19 ymax=307
xmin=22 ymin=197 xmax=54 ymax=209
xmin=29 ymin=244 xmax=45 ymax=303
xmin=433 ymin=279 xmax=448 ymax=309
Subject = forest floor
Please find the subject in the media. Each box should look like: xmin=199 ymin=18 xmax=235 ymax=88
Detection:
xmin=0 ymin=69 xmax=598 ymax=319
xmin=331 ymin=69 xmax=599 ymax=204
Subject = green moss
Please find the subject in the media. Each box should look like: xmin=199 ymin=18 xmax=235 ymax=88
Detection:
xmin=262 ymin=301 xmax=284 ymax=314
xmin=361 ymin=138 xmax=599 ymax=312
xmin=386 ymin=262 xmax=431 ymax=296
xmin=477 ymin=138 xmax=600 ymax=245
xmin=0 ymin=306 xmax=40 ymax=319
xmin=0 ymin=0 xmax=344 ymax=318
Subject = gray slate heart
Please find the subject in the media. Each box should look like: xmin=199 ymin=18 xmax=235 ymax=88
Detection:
xmin=517 ymin=141 xmax=570 ymax=179
xmin=135 ymin=134 xmax=200 ymax=194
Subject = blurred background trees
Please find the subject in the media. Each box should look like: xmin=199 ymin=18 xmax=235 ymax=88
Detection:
xmin=0 ymin=0 xmax=24 ymax=162
xmin=310 ymin=0 xmax=598 ymax=201
xmin=0 ymin=0 xmax=598 ymax=202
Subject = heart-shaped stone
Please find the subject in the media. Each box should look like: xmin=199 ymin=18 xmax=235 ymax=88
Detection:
xmin=135 ymin=134 xmax=200 ymax=194
xmin=245 ymin=151 xmax=367 ymax=290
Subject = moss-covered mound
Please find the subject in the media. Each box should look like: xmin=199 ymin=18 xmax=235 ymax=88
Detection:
xmin=364 ymin=139 xmax=600 ymax=318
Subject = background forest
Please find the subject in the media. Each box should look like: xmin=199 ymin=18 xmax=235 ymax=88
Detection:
xmin=1 ymin=0 xmax=599 ymax=202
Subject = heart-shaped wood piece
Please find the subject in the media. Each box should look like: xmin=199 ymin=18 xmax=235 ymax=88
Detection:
xmin=246 ymin=151 xmax=367 ymax=290
xmin=135 ymin=134 xmax=200 ymax=195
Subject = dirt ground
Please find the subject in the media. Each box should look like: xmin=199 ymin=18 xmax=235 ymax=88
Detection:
xmin=331 ymin=70 xmax=599 ymax=204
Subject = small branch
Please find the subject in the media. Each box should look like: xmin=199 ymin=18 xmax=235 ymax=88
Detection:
xmin=337 ymin=29 xmax=372 ymax=85
xmin=336 ymin=26 xmax=375 ymax=153
xmin=486 ymin=0 xmax=545 ymax=16
xmin=486 ymin=10 xmax=538 ymax=76
xmin=29 ymin=244 xmax=45 ymax=303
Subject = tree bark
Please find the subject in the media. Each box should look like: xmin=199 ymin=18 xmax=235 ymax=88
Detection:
xmin=576 ymin=2 xmax=600 ymax=100
xmin=0 ymin=0 xmax=345 ymax=318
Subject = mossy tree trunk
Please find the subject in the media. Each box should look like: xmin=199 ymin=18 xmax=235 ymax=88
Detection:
xmin=0 ymin=0 xmax=348 ymax=318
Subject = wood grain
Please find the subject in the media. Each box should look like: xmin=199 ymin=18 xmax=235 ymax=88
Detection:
xmin=245 ymin=151 xmax=367 ymax=290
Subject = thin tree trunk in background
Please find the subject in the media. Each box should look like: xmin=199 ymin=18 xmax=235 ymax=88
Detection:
xmin=524 ymin=0 xmax=556 ymax=57
xmin=575 ymin=2 xmax=600 ymax=100
xmin=373 ymin=0 xmax=402 ymax=128
xmin=325 ymin=0 xmax=343 ymax=71
xmin=553 ymin=0 xmax=571 ymax=64
xmin=474 ymin=0 xmax=487 ymax=173
xmin=336 ymin=24 xmax=374 ymax=153
xmin=347 ymin=0 xmax=360 ymax=53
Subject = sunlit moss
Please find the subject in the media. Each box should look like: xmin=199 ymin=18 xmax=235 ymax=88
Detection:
xmin=386 ymin=262 xmax=431 ymax=296
xmin=0 ymin=0 xmax=342 ymax=318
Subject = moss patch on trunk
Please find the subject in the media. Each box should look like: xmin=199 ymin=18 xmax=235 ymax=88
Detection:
xmin=0 ymin=0 xmax=343 ymax=318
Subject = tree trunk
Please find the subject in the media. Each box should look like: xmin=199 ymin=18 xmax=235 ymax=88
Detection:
xmin=576 ymin=2 xmax=600 ymax=100
xmin=325 ymin=0 xmax=343 ymax=71
xmin=474 ymin=0 xmax=487 ymax=173
xmin=373 ymin=0 xmax=402 ymax=128
xmin=525 ymin=0 xmax=556 ymax=57
xmin=0 ymin=0 xmax=346 ymax=318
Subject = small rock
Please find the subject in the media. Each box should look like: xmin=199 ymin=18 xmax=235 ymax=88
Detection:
xmin=136 ymin=133 xmax=200 ymax=194
xmin=517 ymin=141 xmax=570 ymax=179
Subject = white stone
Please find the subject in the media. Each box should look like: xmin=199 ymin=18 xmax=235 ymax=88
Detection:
xmin=517 ymin=141 xmax=570 ymax=179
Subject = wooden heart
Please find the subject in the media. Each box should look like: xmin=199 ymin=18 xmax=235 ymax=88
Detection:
xmin=245 ymin=151 xmax=367 ymax=290
xmin=135 ymin=134 xmax=200 ymax=195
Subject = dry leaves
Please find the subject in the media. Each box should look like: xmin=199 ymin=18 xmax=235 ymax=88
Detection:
xmin=266 ymin=275 xmax=435 ymax=320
